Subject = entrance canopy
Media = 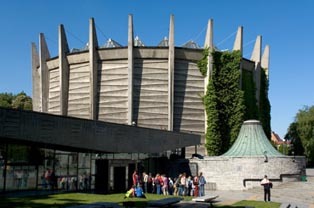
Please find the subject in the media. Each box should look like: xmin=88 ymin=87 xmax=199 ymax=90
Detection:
xmin=0 ymin=107 xmax=200 ymax=153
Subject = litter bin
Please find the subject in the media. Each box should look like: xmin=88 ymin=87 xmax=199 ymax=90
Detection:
xmin=301 ymin=175 xmax=307 ymax=182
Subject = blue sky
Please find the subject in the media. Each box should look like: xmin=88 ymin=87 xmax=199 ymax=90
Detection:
xmin=0 ymin=0 xmax=313 ymax=139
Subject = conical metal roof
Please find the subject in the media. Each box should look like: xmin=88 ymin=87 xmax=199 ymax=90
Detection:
xmin=222 ymin=120 xmax=283 ymax=157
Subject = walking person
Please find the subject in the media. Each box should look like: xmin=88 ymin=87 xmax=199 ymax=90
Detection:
xmin=261 ymin=175 xmax=272 ymax=202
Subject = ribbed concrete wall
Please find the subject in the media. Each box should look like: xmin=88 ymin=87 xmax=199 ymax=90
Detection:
xmin=68 ymin=62 xmax=90 ymax=119
xmin=174 ymin=60 xmax=204 ymax=134
xmin=133 ymin=59 xmax=168 ymax=129
xmin=98 ymin=60 xmax=128 ymax=124
xmin=44 ymin=48 xmax=205 ymax=135
xmin=48 ymin=68 xmax=60 ymax=115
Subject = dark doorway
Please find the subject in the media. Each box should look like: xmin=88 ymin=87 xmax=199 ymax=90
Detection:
xmin=95 ymin=159 xmax=109 ymax=193
xmin=114 ymin=166 xmax=126 ymax=192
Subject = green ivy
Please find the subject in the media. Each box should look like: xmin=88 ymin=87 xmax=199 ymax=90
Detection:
xmin=259 ymin=68 xmax=271 ymax=139
xmin=242 ymin=69 xmax=258 ymax=120
xmin=197 ymin=47 xmax=210 ymax=77
xmin=203 ymin=50 xmax=245 ymax=155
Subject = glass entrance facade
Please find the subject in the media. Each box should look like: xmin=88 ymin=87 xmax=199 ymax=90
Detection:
xmin=0 ymin=143 xmax=94 ymax=193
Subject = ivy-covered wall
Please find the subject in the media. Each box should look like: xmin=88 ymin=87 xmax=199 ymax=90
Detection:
xmin=203 ymin=50 xmax=245 ymax=155
xmin=242 ymin=69 xmax=258 ymax=120
xmin=259 ymin=68 xmax=271 ymax=139
xmin=199 ymin=49 xmax=271 ymax=156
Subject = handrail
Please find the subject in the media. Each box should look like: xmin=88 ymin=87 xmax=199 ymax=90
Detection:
xmin=243 ymin=173 xmax=301 ymax=187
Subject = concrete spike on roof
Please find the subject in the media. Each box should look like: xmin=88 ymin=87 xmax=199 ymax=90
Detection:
xmin=222 ymin=120 xmax=283 ymax=157
xmin=158 ymin=36 xmax=169 ymax=47
xmin=102 ymin=38 xmax=122 ymax=48
xmin=182 ymin=40 xmax=200 ymax=49
xmin=134 ymin=36 xmax=145 ymax=46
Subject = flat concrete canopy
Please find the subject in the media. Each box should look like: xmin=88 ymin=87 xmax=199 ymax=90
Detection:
xmin=0 ymin=107 xmax=200 ymax=153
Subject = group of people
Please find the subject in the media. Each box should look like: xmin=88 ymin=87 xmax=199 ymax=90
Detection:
xmin=41 ymin=168 xmax=57 ymax=190
xmin=125 ymin=170 xmax=207 ymax=198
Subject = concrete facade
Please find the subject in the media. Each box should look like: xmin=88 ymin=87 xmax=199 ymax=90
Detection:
xmin=31 ymin=15 xmax=270 ymax=157
xmin=0 ymin=107 xmax=200 ymax=153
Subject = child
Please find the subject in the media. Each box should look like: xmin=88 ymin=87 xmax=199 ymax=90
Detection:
xmin=135 ymin=184 xmax=146 ymax=198
xmin=124 ymin=185 xmax=135 ymax=198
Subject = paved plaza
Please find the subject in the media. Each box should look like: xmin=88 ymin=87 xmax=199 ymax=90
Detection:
xmin=175 ymin=168 xmax=314 ymax=208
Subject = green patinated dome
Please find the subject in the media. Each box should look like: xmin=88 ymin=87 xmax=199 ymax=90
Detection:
xmin=222 ymin=120 xmax=283 ymax=157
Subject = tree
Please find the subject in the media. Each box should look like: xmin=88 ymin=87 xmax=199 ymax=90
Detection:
xmin=0 ymin=91 xmax=32 ymax=110
xmin=0 ymin=91 xmax=34 ymax=164
xmin=294 ymin=106 xmax=314 ymax=165
xmin=12 ymin=91 xmax=32 ymax=110
xmin=284 ymin=122 xmax=304 ymax=156
xmin=0 ymin=92 xmax=14 ymax=108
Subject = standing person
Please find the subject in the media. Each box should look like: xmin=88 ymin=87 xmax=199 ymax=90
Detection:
xmin=142 ymin=172 xmax=148 ymax=193
xmin=193 ymin=175 xmax=199 ymax=197
xmin=261 ymin=175 xmax=272 ymax=202
xmin=154 ymin=173 xmax=161 ymax=194
xmin=147 ymin=173 xmax=153 ymax=193
xmin=198 ymin=172 xmax=206 ymax=196
xmin=168 ymin=177 xmax=174 ymax=195
xmin=180 ymin=173 xmax=186 ymax=196
xmin=132 ymin=170 xmax=139 ymax=186
xmin=173 ymin=175 xmax=181 ymax=196
xmin=161 ymin=174 xmax=169 ymax=195
xmin=187 ymin=176 xmax=192 ymax=196
xmin=44 ymin=168 xmax=51 ymax=189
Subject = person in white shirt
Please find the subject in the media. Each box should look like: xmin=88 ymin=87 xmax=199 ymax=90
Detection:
xmin=261 ymin=175 xmax=272 ymax=202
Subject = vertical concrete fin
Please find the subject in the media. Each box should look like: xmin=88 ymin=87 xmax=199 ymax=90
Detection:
xmin=39 ymin=33 xmax=50 ymax=113
xmin=59 ymin=24 xmax=70 ymax=116
xmin=233 ymin=26 xmax=243 ymax=55
xmin=31 ymin=42 xmax=40 ymax=112
xmin=127 ymin=14 xmax=134 ymax=125
xmin=89 ymin=18 xmax=99 ymax=120
xmin=251 ymin=35 xmax=262 ymax=63
xmin=204 ymin=19 xmax=214 ymax=155
xmin=204 ymin=19 xmax=214 ymax=49
xmin=261 ymin=44 xmax=270 ymax=79
xmin=168 ymin=14 xmax=175 ymax=131
xmin=251 ymin=36 xmax=262 ymax=106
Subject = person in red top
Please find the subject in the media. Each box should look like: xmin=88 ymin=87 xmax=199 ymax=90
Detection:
xmin=193 ymin=175 xmax=199 ymax=197
xmin=132 ymin=170 xmax=138 ymax=186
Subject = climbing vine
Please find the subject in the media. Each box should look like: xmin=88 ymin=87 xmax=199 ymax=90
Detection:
xmin=198 ymin=47 xmax=272 ymax=155
xmin=197 ymin=47 xmax=210 ymax=77
xmin=242 ymin=69 xmax=258 ymax=120
xmin=259 ymin=68 xmax=271 ymax=139
xmin=201 ymin=50 xmax=245 ymax=155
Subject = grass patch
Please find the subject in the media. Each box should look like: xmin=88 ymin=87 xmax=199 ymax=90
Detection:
xmin=0 ymin=193 xmax=281 ymax=208
xmin=229 ymin=200 xmax=281 ymax=208
xmin=0 ymin=193 xmax=185 ymax=208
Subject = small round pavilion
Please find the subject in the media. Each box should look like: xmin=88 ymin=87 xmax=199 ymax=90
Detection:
xmin=190 ymin=120 xmax=306 ymax=190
